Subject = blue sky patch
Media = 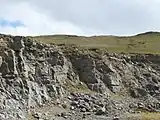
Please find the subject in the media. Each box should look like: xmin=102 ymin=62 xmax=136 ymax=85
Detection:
xmin=0 ymin=19 xmax=24 ymax=28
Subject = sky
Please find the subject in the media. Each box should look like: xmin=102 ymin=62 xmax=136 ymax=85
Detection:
xmin=0 ymin=0 xmax=160 ymax=36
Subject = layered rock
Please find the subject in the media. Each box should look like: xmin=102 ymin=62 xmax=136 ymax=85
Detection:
xmin=0 ymin=35 xmax=159 ymax=119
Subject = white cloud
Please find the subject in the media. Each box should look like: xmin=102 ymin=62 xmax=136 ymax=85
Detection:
xmin=0 ymin=1 xmax=85 ymax=36
xmin=0 ymin=0 xmax=160 ymax=36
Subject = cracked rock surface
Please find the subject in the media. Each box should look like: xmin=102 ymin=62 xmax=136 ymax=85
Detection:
xmin=0 ymin=34 xmax=159 ymax=120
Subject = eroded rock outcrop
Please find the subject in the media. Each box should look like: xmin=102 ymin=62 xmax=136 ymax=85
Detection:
xmin=0 ymin=35 xmax=159 ymax=120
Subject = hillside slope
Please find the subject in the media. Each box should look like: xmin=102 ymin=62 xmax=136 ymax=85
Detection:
xmin=34 ymin=31 xmax=160 ymax=54
xmin=0 ymin=34 xmax=160 ymax=120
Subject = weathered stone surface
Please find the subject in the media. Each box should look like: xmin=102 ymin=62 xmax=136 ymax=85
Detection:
xmin=0 ymin=34 xmax=160 ymax=119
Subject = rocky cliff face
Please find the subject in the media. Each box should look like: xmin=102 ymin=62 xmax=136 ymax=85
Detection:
xmin=0 ymin=35 xmax=160 ymax=120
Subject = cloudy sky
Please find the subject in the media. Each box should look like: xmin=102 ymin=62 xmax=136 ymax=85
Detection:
xmin=0 ymin=0 xmax=160 ymax=36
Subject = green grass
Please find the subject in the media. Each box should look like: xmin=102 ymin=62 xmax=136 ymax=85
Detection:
xmin=63 ymin=79 xmax=93 ymax=93
xmin=32 ymin=31 xmax=160 ymax=54
xmin=141 ymin=112 xmax=160 ymax=120
xmin=126 ymin=112 xmax=160 ymax=120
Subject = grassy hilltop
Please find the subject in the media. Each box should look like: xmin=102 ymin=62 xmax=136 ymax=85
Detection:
xmin=33 ymin=31 xmax=160 ymax=54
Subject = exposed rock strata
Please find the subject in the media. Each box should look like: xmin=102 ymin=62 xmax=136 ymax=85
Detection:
xmin=0 ymin=34 xmax=159 ymax=119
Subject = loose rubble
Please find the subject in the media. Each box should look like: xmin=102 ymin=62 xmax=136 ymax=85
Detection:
xmin=0 ymin=34 xmax=159 ymax=119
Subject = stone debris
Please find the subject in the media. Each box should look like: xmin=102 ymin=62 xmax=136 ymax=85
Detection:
xmin=0 ymin=34 xmax=159 ymax=119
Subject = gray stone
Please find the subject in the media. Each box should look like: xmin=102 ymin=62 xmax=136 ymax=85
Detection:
xmin=33 ymin=112 xmax=42 ymax=119
xmin=61 ymin=112 xmax=68 ymax=119
xmin=70 ymin=106 xmax=75 ymax=110
xmin=113 ymin=116 xmax=120 ymax=120
xmin=95 ymin=107 xmax=106 ymax=115
xmin=81 ymin=108 xmax=87 ymax=112
xmin=0 ymin=35 xmax=160 ymax=120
